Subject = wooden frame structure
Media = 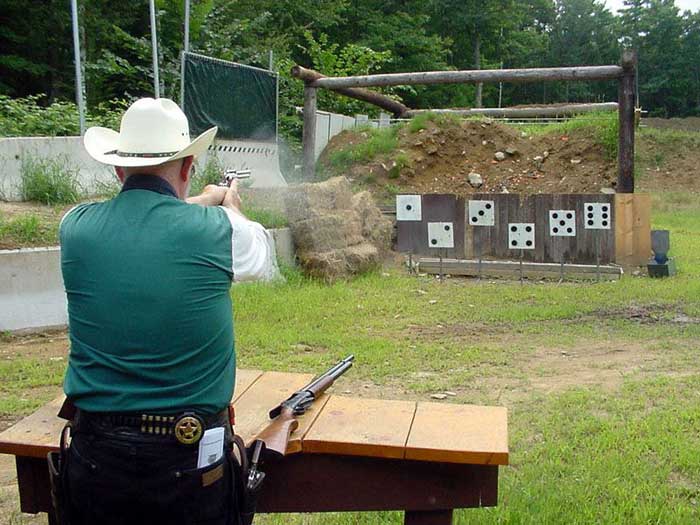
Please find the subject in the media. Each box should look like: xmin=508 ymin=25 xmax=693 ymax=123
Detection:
xmin=294 ymin=50 xmax=638 ymax=193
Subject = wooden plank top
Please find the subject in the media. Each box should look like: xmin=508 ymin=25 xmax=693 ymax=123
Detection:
xmin=0 ymin=370 xmax=509 ymax=466
xmin=405 ymin=403 xmax=508 ymax=465
xmin=232 ymin=370 xmax=330 ymax=454
xmin=302 ymin=396 xmax=416 ymax=459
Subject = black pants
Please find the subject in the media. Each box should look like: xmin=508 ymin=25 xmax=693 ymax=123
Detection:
xmin=65 ymin=420 xmax=235 ymax=525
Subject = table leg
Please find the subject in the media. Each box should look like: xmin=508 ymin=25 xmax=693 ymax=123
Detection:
xmin=404 ymin=509 xmax=454 ymax=525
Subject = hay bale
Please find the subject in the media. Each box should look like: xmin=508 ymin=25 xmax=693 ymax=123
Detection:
xmin=293 ymin=214 xmax=364 ymax=253
xmin=352 ymin=191 xmax=392 ymax=250
xmin=343 ymin=243 xmax=381 ymax=274
xmin=298 ymin=250 xmax=348 ymax=282
xmin=285 ymin=177 xmax=354 ymax=224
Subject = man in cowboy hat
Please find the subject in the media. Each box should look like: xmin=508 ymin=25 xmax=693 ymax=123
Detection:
xmin=58 ymin=98 xmax=277 ymax=524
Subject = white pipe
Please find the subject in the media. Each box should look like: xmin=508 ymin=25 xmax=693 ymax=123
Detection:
xmin=70 ymin=0 xmax=86 ymax=134
xmin=149 ymin=0 xmax=160 ymax=98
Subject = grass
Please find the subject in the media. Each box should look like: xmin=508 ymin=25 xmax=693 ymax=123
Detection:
xmin=2 ymin=192 xmax=700 ymax=523
xmin=20 ymin=155 xmax=81 ymax=205
xmin=323 ymin=126 xmax=399 ymax=175
xmin=521 ymin=111 xmax=619 ymax=159
xmin=242 ymin=204 xmax=289 ymax=229
xmin=0 ymin=212 xmax=59 ymax=248
xmin=407 ymin=111 xmax=462 ymax=133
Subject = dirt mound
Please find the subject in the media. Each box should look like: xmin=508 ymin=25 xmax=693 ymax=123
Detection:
xmin=284 ymin=177 xmax=392 ymax=281
xmin=319 ymin=119 xmax=617 ymax=202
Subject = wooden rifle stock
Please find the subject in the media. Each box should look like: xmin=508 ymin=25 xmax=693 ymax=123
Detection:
xmin=254 ymin=406 xmax=299 ymax=458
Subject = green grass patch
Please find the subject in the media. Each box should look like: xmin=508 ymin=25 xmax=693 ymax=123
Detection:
xmin=407 ymin=111 xmax=462 ymax=133
xmin=20 ymin=155 xmax=81 ymax=205
xmin=323 ymin=127 xmax=399 ymax=174
xmin=242 ymin=204 xmax=288 ymax=229
xmin=0 ymin=212 xmax=59 ymax=248
xmin=522 ymin=111 xmax=619 ymax=159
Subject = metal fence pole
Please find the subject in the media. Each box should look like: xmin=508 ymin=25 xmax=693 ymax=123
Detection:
xmin=70 ymin=0 xmax=86 ymax=135
xmin=149 ymin=0 xmax=160 ymax=98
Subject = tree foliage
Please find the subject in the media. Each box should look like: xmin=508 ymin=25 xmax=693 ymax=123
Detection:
xmin=0 ymin=0 xmax=698 ymax=139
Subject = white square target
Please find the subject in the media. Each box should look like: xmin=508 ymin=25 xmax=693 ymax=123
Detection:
xmin=468 ymin=200 xmax=495 ymax=227
xmin=509 ymin=223 xmax=535 ymax=250
xmin=396 ymin=195 xmax=421 ymax=221
xmin=427 ymin=222 xmax=454 ymax=249
xmin=583 ymin=203 xmax=611 ymax=230
xmin=549 ymin=210 xmax=576 ymax=237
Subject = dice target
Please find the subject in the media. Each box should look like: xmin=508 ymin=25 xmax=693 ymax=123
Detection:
xmin=427 ymin=222 xmax=455 ymax=249
xmin=583 ymin=203 xmax=611 ymax=230
xmin=508 ymin=223 xmax=535 ymax=250
xmin=396 ymin=195 xmax=422 ymax=221
xmin=468 ymin=200 xmax=495 ymax=227
xmin=549 ymin=210 xmax=576 ymax=237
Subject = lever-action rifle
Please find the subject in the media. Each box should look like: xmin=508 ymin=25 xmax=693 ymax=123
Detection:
xmin=244 ymin=356 xmax=354 ymax=497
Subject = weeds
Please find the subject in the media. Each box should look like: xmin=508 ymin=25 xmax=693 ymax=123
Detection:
xmin=20 ymin=155 xmax=81 ymax=205
xmin=190 ymin=154 xmax=224 ymax=196
xmin=407 ymin=111 xmax=461 ymax=133
xmin=522 ymin=111 xmax=619 ymax=159
xmin=324 ymin=127 xmax=399 ymax=174
xmin=0 ymin=213 xmax=59 ymax=248
xmin=241 ymin=204 xmax=289 ymax=229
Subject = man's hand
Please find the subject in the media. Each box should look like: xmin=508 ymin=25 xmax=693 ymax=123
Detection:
xmin=186 ymin=184 xmax=228 ymax=207
xmin=222 ymin=180 xmax=243 ymax=215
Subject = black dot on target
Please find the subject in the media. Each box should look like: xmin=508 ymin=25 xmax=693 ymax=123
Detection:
xmin=588 ymin=220 xmax=594 ymax=226
xmin=511 ymin=226 xmax=517 ymax=232
xmin=406 ymin=205 xmax=412 ymax=211
xmin=526 ymin=240 xmax=532 ymax=246
xmin=478 ymin=210 xmax=485 ymax=216
xmin=553 ymin=213 xmax=559 ymax=219
xmin=444 ymin=225 xmax=450 ymax=231
xmin=511 ymin=240 xmax=518 ymax=246
xmin=431 ymin=239 xmax=437 ymax=245
xmin=566 ymin=213 xmax=573 ymax=219
xmin=602 ymin=206 xmax=608 ymax=212
xmin=567 ymin=227 xmax=573 ymax=233
xmin=588 ymin=213 xmax=594 ymax=219
xmin=559 ymin=220 xmax=566 ymax=226
xmin=602 ymin=221 xmax=608 ymax=227
xmin=471 ymin=216 xmax=478 ymax=223
xmin=602 ymin=213 xmax=608 ymax=219
xmin=553 ymin=227 xmax=559 ymax=234
xmin=525 ymin=226 xmax=532 ymax=232
xmin=485 ymin=203 xmax=492 ymax=209
xmin=588 ymin=205 xmax=593 ymax=211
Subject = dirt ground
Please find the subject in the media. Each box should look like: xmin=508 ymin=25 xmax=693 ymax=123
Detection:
xmin=320 ymin=119 xmax=618 ymax=197
xmin=318 ymin=117 xmax=700 ymax=202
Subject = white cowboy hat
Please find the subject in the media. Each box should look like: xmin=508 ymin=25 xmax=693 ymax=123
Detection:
xmin=84 ymin=97 xmax=217 ymax=167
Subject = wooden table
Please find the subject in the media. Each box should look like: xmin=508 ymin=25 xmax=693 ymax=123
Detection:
xmin=0 ymin=369 xmax=509 ymax=524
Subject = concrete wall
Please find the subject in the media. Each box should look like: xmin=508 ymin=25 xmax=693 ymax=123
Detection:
xmin=0 ymin=228 xmax=295 ymax=332
xmin=0 ymin=136 xmax=287 ymax=202
xmin=0 ymin=247 xmax=67 ymax=331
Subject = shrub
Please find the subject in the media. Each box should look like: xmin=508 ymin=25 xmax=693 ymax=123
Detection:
xmin=190 ymin=154 xmax=224 ymax=196
xmin=0 ymin=95 xmax=128 ymax=137
xmin=20 ymin=155 xmax=81 ymax=205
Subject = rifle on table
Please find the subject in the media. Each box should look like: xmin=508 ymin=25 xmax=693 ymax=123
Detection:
xmin=244 ymin=355 xmax=354 ymax=495
xmin=219 ymin=168 xmax=251 ymax=187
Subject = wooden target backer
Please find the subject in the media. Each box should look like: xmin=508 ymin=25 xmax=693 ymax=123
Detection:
xmin=397 ymin=194 xmax=465 ymax=258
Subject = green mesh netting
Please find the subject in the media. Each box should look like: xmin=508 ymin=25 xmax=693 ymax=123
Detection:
xmin=183 ymin=52 xmax=277 ymax=141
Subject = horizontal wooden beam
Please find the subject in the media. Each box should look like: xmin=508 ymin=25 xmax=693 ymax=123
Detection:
xmin=292 ymin=65 xmax=409 ymax=117
xmin=417 ymin=258 xmax=623 ymax=281
xmin=404 ymin=102 xmax=619 ymax=119
xmin=310 ymin=66 xmax=624 ymax=89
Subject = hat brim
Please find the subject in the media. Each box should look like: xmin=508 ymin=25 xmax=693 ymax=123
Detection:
xmin=84 ymin=126 xmax=218 ymax=167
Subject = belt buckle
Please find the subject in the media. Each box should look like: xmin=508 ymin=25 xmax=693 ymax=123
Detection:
xmin=174 ymin=412 xmax=204 ymax=445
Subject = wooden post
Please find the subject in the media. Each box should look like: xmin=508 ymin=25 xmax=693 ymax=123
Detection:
xmin=303 ymin=85 xmax=318 ymax=179
xmin=617 ymin=49 xmax=637 ymax=193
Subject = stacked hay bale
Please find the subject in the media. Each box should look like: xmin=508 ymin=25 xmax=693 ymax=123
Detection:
xmin=284 ymin=177 xmax=392 ymax=281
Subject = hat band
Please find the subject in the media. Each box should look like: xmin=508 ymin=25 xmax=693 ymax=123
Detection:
xmin=104 ymin=150 xmax=180 ymax=159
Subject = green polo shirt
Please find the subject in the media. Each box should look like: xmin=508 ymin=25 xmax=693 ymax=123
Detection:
xmin=60 ymin=175 xmax=235 ymax=415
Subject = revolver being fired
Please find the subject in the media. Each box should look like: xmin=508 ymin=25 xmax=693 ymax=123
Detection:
xmin=219 ymin=169 xmax=252 ymax=187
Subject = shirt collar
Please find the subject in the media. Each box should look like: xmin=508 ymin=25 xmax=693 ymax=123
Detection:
xmin=120 ymin=174 xmax=179 ymax=199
